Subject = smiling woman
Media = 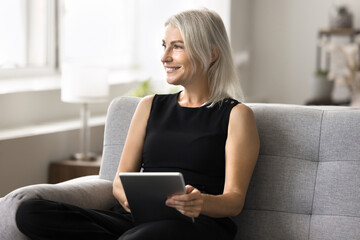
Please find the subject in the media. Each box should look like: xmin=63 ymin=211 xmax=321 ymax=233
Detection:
xmin=163 ymin=8 xmax=244 ymax=105
xmin=15 ymin=8 xmax=259 ymax=240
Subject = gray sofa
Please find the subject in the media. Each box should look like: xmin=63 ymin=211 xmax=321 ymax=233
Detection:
xmin=1 ymin=96 xmax=359 ymax=240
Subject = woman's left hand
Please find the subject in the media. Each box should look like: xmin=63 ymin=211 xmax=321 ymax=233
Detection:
xmin=165 ymin=185 xmax=204 ymax=218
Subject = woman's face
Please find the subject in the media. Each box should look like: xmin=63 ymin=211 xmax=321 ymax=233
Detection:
xmin=161 ymin=25 xmax=194 ymax=86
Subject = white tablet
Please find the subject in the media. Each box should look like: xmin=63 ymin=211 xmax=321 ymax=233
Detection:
xmin=119 ymin=172 xmax=194 ymax=224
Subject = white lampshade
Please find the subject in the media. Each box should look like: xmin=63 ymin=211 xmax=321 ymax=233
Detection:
xmin=61 ymin=62 xmax=109 ymax=103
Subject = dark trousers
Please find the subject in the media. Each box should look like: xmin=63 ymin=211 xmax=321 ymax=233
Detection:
xmin=16 ymin=199 xmax=237 ymax=240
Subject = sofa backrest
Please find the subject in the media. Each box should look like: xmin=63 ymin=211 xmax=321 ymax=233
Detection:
xmin=100 ymin=97 xmax=360 ymax=240
xmin=234 ymin=103 xmax=360 ymax=240
xmin=99 ymin=97 xmax=141 ymax=181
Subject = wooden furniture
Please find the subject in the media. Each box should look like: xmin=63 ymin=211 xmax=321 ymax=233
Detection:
xmin=49 ymin=158 xmax=102 ymax=184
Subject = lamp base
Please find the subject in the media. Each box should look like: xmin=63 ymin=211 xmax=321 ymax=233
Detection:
xmin=71 ymin=152 xmax=99 ymax=161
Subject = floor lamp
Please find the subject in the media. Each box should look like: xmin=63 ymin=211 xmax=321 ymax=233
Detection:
xmin=61 ymin=62 xmax=109 ymax=161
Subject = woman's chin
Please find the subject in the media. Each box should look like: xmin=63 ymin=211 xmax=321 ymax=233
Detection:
xmin=166 ymin=78 xmax=179 ymax=85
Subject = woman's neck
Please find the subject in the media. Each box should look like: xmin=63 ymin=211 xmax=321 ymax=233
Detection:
xmin=176 ymin=71 xmax=210 ymax=107
xmin=178 ymin=86 xmax=210 ymax=108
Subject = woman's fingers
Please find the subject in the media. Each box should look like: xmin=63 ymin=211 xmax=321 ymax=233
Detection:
xmin=166 ymin=199 xmax=201 ymax=217
xmin=185 ymin=185 xmax=195 ymax=194
xmin=123 ymin=201 xmax=131 ymax=212
xmin=166 ymin=199 xmax=202 ymax=210
xmin=166 ymin=185 xmax=203 ymax=217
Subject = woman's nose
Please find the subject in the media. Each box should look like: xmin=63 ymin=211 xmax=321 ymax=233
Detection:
xmin=161 ymin=49 xmax=172 ymax=63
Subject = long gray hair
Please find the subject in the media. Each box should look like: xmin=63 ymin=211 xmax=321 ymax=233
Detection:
xmin=165 ymin=8 xmax=244 ymax=104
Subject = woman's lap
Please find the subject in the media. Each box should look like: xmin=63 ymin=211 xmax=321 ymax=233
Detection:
xmin=16 ymin=199 xmax=236 ymax=240
xmin=120 ymin=216 xmax=236 ymax=240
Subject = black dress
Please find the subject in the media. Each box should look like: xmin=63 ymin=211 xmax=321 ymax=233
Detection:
xmin=143 ymin=92 xmax=239 ymax=195
xmin=15 ymin=92 xmax=239 ymax=240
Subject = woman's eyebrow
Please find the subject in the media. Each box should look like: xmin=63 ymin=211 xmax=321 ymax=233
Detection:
xmin=170 ymin=40 xmax=184 ymax=44
xmin=162 ymin=40 xmax=184 ymax=45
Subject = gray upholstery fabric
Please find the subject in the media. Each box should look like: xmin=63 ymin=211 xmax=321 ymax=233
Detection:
xmin=309 ymin=215 xmax=360 ymax=240
xmin=309 ymin=110 xmax=360 ymax=240
xmin=1 ymin=98 xmax=359 ymax=240
xmin=233 ymin=104 xmax=360 ymax=240
xmin=99 ymin=96 xmax=141 ymax=181
xmin=232 ymin=210 xmax=310 ymax=240
xmin=251 ymin=104 xmax=323 ymax=161
xmin=319 ymin=111 xmax=360 ymax=161
xmin=313 ymin=161 xmax=360 ymax=216
xmin=244 ymin=155 xmax=317 ymax=214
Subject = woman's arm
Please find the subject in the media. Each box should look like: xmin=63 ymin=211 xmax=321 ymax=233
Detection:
xmin=166 ymin=104 xmax=260 ymax=218
xmin=112 ymin=95 xmax=154 ymax=211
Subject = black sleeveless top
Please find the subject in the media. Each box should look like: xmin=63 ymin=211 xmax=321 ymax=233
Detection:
xmin=142 ymin=92 xmax=239 ymax=195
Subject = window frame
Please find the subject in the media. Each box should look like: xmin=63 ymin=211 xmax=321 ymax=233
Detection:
xmin=0 ymin=0 xmax=59 ymax=79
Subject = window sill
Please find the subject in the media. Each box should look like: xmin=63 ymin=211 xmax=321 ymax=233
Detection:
xmin=0 ymin=69 xmax=148 ymax=95
xmin=0 ymin=115 xmax=106 ymax=141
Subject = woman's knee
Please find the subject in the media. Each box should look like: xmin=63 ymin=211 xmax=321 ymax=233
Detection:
xmin=16 ymin=199 xmax=50 ymax=233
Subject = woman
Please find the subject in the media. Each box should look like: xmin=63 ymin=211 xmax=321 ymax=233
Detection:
xmin=16 ymin=9 xmax=259 ymax=240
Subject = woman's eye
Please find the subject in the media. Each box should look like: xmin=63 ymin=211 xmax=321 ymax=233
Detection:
xmin=174 ymin=45 xmax=183 ymax=49
xmin=162 ymin=44 xmax=166 ymax=49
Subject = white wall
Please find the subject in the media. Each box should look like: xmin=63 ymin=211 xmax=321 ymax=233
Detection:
xmin=230 ymin=0 xmax=251 ymax=99
xmin=240 ymin=0 xmax=360 ymax=104
xmin=0 ymin=126 xmax=104 ymax=197
xmin=0 ymin=82 xmax=139 ymax=197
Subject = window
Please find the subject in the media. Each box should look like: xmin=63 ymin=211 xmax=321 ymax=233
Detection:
xmin=0 ymin=0 xmax=56 ymax=77
xmin=59 ymin=0 xmax=137 ymax=70
xmin=1 ymin=0 xmax=230 ymax=80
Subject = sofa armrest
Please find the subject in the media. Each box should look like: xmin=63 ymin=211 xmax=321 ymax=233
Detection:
xmin=0 ymin=175 xmax=117 ymax=240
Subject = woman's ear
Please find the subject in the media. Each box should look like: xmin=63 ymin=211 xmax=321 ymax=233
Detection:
xmin=211 ymin=47 xmax=219 ymax=63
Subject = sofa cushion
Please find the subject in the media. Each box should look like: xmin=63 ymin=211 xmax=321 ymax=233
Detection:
xmin=310 ymin=110 xmax=360 ymax=240
xmin=309 ymin=215 xmax=360 ymax=240
xmin=233 ymin=104 xmax=324 ymax=239
xmin=233 ymin=210 xmax=310 ymax=240
xmin=251 ymin=104 xmax=323 ymax=161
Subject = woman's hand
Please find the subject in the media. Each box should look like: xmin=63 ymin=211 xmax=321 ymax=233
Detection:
xmin=165 ymin=185 xmax=204 ymax=218
xmin=123 ymin=201 xmax=131 ymax=213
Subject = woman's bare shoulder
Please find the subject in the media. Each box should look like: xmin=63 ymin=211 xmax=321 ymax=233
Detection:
xmin=230 ymin=103 xmax=255 ymax=122
xmin=139 ymin=94 xmax=155 ymax=106
xmin=135 ymin=95 xmax=155 ymax=113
